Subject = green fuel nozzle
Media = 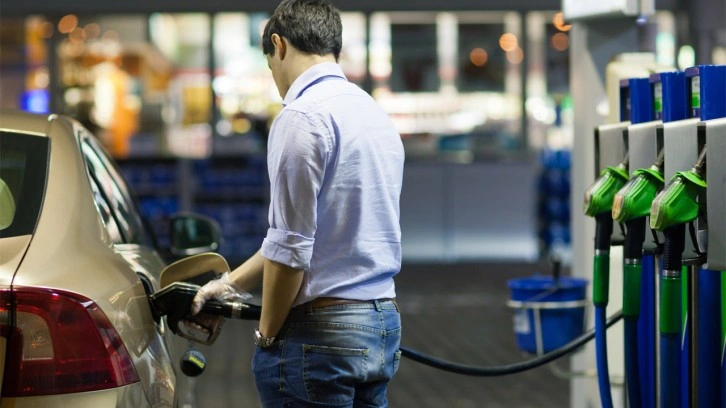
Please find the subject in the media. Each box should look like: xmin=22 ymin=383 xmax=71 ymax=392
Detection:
xmin=650 ymin=147 xmax=707 ymax=231
xmin=612 ymin=151 xmax=665 ymax=223
xmin=584 ymin=156 xmax=630 ymax=217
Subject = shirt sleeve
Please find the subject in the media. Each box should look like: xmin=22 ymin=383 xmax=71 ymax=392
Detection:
xmin=260 ymin=109 xmax=329 ymax=270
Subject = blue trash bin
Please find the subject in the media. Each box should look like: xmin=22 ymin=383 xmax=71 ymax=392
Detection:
xmin=507 ymin=276 xmax=589 ymax=354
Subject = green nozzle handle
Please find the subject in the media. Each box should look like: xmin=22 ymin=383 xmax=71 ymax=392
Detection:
xmin=660 ymin=273 xmax=682 ymax=335
xmin=623 ymin=263 xmax=642 ymax=318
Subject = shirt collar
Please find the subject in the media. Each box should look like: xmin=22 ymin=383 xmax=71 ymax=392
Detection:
xmin=282 ymin=62 xmax=347 ymax=106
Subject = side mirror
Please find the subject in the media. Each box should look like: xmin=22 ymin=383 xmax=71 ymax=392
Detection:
xmin=169 ymin=213 xmax=222 ymax=257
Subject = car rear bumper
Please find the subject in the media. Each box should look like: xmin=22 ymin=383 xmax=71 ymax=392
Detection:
xmin=0 ymin=383 xmax=152 ymax=408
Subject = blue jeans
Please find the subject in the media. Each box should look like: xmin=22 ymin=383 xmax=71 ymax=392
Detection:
xmin=252 ymin=299 xmax=402 ymax=407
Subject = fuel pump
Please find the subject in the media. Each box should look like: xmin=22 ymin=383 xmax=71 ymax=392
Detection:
xmin=611 ymin=74 xmax=671 ymax=408
xmin=614 ymin=71 xmax=690 ymax=408
xmin=689 ymin=64 xmax=726 ymax=408
xmin=583 ymin=83 xmax=631 ymax=408
xmin=651 ymin=64 xmax=726 ymax=408
xmin=702 ymin=115 xmax=726 ymax=408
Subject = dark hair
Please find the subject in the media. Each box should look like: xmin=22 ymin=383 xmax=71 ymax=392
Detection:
xmin=262 ymin=0 xmax=342 ymax=60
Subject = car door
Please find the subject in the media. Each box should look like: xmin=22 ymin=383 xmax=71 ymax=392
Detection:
xmin=79 ymin=130 xmax=180 ymax=407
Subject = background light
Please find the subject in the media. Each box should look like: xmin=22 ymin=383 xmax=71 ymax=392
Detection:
xmin=499 ymin=33 xmax=518 ymax=52
xmin=84 ymin=23 xmax=101 ymax=39
xmin=552 ymin=12 xmax=572 ymax=32
xmin=58 ymin=14 xmax=78 ymax=34
xmin=506 ymin=47 xmax=524 ymax=64
xmin=677 ymin=45 xmax=695 ymax=70
xmin=551 ymin=33 xmax=569 ymax=51
xmin=469 ymin=48 xmax=488 ymax=67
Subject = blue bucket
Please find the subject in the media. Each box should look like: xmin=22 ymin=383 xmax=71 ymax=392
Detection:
xmin=507 ymin=276 xmax=589 ymax=354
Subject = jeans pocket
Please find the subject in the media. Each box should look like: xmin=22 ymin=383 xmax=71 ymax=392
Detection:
xmin=393 ymin=349 xmax=402 ymax=374
xmin=303 ymin=344 xmax=369 ymax=404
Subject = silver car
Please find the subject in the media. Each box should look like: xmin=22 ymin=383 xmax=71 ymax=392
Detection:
xmin=0 ymin=109 xmax=220 ymax=407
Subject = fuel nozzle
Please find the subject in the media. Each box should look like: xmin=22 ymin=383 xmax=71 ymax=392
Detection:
xmin=650 ymin=147 xmax=707 ymax=231
xmin=584 ymin=155 xmax=630 ymax=217
xmin=612 ymin=150 xmax=665 ymax=223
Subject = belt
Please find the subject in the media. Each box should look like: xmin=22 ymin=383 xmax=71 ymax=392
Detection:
xmin=293 ymin=297 xmax=397 ymax=311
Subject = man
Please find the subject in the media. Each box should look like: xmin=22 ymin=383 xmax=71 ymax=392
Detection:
xmin=190 ymin=0 xmax=405 ymax=406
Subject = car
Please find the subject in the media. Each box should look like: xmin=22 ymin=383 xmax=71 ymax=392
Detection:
xmin=0 ymin=109 xmax=223 ymax=407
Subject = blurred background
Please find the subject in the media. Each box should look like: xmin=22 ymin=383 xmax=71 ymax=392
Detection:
xmin=1 ymin=0 xmax=725 ymax=406
xmin=2 ymin=1 xmax=712 ymax=266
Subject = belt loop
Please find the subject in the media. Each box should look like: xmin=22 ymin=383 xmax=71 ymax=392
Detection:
xmin=373 ymin=299 xmax=382 ymax=312
xmin=305 ymin=301 xmax=314 ymax=313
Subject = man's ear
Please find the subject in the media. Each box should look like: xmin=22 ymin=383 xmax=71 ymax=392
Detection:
xmin=271 ymin=33 xmax=287 ymax=60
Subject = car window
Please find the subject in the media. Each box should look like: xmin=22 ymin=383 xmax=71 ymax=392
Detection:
xmin=0 ymin=131 xmax=49 ymax=238
xmin=87 ymin=172 xmax=124 ymax=244
xmin=80 ymin=135 xmax=154 ymax=247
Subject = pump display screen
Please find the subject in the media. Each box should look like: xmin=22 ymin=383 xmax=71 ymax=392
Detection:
xmin=620 ymin=85 xmax=631 ymax=122
xmin=653 ymin=82 xmax=663 ymax=120
xmin=690 ymin=75 xmax=700 ymax=118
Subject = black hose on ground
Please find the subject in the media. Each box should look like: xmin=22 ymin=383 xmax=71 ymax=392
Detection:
xmin=399 ymin=310 xmax=623 ymax=376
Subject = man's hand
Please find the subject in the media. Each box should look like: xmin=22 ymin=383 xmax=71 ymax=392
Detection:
xmin=191 ymin=272 xmax=252 ymax=315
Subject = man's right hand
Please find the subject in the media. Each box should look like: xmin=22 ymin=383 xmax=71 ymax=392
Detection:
xmin=191 ymin=272 xmax=252 ymax=315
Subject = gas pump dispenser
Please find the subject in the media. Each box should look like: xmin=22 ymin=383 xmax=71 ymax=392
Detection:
xmin=700 ymin=88 xmax=726 ymax=408
xmin=651 ymin=64 xmax=726 ymax=408
xmin=701 ymin=96 xmax=726 ymax=408
xmin=611 ymin=74 xmax=671 ymax=408
xmin=688 ymin=64 xmax=726 ymax=408
xmin=583 ymin=80 xmax=631 ymax=408
xmin=614 ymin=71 xmax=689 ymax=408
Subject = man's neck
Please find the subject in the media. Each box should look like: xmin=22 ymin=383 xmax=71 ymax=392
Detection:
xmin=284 ymin=52 xmax=337 ymax=90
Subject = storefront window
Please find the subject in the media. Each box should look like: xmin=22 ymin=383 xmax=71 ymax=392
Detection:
xmin=390 ymin=23 xmax=439 ymax=93
xmin=371 ymin=12 xmax=523 ymax=159
xmin=0 ymin=16 xmax=50 ymax=113
xmin=211 ymin=12 xmax=276 ymax=156
xmin=150 ymin=13 xmax=212 ymax=158
xmin=457 ymin=23 xmax=506 ymax=93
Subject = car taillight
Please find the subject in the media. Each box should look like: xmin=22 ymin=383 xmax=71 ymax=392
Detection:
xmin=1 ymin=287 xmax=139 ymax=397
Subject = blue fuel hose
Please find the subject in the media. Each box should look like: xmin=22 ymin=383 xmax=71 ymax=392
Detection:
xmin=592 ymin=215 xmax=614 ymax=408
xmin=661 ymin=333 xmax=681 ymax=407
xmin=697 ymin=268 xmax=721 ymax=407
xmin=622 ymin=218 xmax=646 ymax=408
xmin=661 ymin=225 xmax=685 ymax=408
xmin=595 ymin=306 xmax=614 ymax=408
xmin=624 ymin=318 xmax=642 ymax=407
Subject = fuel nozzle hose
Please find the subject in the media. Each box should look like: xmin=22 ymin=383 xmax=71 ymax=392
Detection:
xmin=593 ymin=213 xmax=615 ymax=408
xmin=610 ymin=149 xmax=665 ymax=408
xmin=650 ymin=147 xmax=707 ymax=408
xmin=622 ymin=217 xmax=647 ymax=408
xmin=660 ymin=224 xmax=685 ymax=407
xmin=583 ymin=156 xmax=628 ymax=408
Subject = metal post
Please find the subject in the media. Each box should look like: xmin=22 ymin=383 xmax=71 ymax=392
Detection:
xmin=570 ymin=19 xmax=640 ymax=408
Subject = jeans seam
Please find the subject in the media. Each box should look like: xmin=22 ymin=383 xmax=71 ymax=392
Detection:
xmin=278 ymin=339 xmax=286 ymax=394
xmin=379 ymin=309 xmax=386 ymax=376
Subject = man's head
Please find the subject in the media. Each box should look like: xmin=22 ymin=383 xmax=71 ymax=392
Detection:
xmin=262 ymin=0 xmax=342 ymax=60
xmin=262 ymin=0 xmax=342 ymax=98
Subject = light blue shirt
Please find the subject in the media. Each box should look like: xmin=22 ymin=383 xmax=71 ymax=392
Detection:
xmin=260 ymin=62 xmax=405 ymax=307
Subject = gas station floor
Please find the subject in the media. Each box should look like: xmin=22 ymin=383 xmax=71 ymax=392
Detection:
xmin=186 ymin=261 xmax=571 ymax=407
